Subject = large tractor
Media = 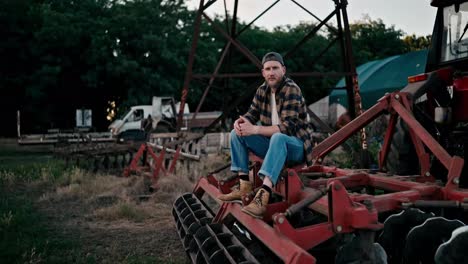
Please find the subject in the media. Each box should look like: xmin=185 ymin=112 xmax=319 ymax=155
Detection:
xmin=172 ymin=1 xmax=468 ymax=263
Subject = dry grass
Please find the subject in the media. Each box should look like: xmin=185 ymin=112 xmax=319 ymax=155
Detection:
xmin=36 ymin=158 xmax=207 ymax=223
xmin=41 ymin=168 xmax=145 ymax=201
xmin=153 ymin=172 xmax=194 ymax=204
xmin=2 ymin=140 xmax=190 ymax=263
xmin=35 ymin=149 xmax=278 ymax=224
xmin=38 ymin=167 xmax=159 ymax=222
xmin=148 ymin=153 xmax=229 ymax=203
xmin=93 ymin=201 xmax=151 ymax=222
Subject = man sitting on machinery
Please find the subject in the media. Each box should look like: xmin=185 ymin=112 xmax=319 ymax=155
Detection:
xmin=218 ymin=52 xmax=314 ymax=218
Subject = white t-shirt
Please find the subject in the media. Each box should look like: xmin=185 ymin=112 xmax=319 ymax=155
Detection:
xmin=271 ymin=91 xmax=280 ymax=125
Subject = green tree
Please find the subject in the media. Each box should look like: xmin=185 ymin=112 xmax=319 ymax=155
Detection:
xmin=403 ymin=34 xmax=432 ymax=51
xmin=350 ymin=16 xmax=406 ymax=64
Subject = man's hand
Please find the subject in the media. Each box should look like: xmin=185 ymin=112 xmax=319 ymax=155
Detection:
xmin=233 ymin=116 xmax=245 ymax=136
xmin=238 ymin=116 xmax=259 ymax=136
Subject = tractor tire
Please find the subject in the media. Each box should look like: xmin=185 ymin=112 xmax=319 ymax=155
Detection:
xmin=385 ymin=118 xmax=419 ymax=175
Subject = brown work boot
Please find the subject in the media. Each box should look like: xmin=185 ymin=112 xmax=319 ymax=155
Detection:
xmin=241 ymin=188 xmax=270 ymax=219
xmin=218 ymin=179 xmax=253 ymax=202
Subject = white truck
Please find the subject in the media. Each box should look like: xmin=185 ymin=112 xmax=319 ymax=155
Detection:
xmin=17 ymin=96 xmax=222 ymax=144
xmin=108 ymin=96 xmax=222 ymax=141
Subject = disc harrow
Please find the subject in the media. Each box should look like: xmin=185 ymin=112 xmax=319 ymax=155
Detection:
xmin=173 ymin=193 xmax=259 ymax=263
xmin=54 ymin=142 xmax=138 ymax=172
xmin=171 ymin=92 xmax=468 ymax=263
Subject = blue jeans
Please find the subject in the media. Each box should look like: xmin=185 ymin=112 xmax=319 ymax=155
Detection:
xmin=230 ymin=129 xmax=305 ymax=185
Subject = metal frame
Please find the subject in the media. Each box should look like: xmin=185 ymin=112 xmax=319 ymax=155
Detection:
xmin=123 ymin=143 xmax=181 ymax=188
xmin=176 ymin=0 xmax=361 ymax=132
xmin=174 ymin=91 xmax=467 ymax=263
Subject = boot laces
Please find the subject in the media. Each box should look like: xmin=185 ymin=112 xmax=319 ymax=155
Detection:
xmin=254 ymin=189 xmax=266 ymax=206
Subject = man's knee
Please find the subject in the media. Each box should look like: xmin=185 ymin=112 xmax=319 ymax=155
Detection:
xmin=270 ymin=132 xmax=287 ymax=144
xmin=230 ymin=129 xmax=239 ymax=141
xmin=230 ymin=129 xmax=236 ymax=137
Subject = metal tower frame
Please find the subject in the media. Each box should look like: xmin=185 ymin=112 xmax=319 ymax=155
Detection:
xmin=176 ymin=0 xmax=361 ymax=133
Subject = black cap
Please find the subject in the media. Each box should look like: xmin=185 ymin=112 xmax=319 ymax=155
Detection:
xmin=262 ymin=52 xmax=284 ymax=66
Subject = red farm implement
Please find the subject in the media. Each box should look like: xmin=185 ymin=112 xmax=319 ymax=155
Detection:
xmin=123 ymin=143 xmax=180 ymax=187
xmin=172 ymin=0 xmax=468 ymax=263
xmin=172 ymin=88 xmax=468 ymax=263
xmin=123 ymin=132 xmax=203 ymax=189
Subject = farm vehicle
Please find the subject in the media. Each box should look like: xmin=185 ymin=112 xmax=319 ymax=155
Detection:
xmin=171 ymin=0 xmax=468 ymax=263
xmin=109 ymin=96 xmax=221 ymax=141
xmin=18 ymin=96 xmax=221 ymax=144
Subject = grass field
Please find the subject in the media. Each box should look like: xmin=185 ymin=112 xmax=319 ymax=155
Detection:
xmin=0 ymin=141 xmax=80 ymax=263
xmin=0 ymin=137 xmax=366 ymax=263
xmin=0 ymin=139 xmax=200 ymax=263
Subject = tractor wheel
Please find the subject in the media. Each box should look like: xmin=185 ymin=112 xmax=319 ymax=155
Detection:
xmin=385 ymin=118 xmax=419 ymax=175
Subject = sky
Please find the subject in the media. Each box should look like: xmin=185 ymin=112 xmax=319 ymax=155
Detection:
xmin=186 ymin=0 xmax=437 ymax=36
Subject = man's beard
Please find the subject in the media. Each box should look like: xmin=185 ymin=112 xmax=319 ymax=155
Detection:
xmin=268 ymin=78 xmax=282 ymax=90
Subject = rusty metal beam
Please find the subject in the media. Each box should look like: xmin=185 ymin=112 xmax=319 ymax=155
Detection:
xmin=181 ymin=0 xmax=357 ymax=136
xmin=223 ymin=0 xmax=229 ymax=32
xmin=193 ymin=71 xmax=353 ymax=79
xmin=189 ymin=41 xmax=232 ymax=130
xmin=193 ymin=73 xmax=260 ymax=78
xmin=309 ymin=37 xmax=339 ymax=65
xmin=236 ymin=0 xmax=281 ymax=37
xmin=339 ymin=0 xmax=359 ymax=117
xmin=202 ymin=12 xmax=262 ymax=68
xmin=307 ymin=108 xmax=334 ymax=134
xmin=202 ymin=0 xmax=217 ymax=11
xmin=334 ymin=0 xmax=354 ymax=119
xmin=204 ymin=80 xmax=260 ymax=132
xmin=230 ymin=0 xmax=239 ymax=35
xmin=289 ymin=0 xmax=337 ymax=34
xmin=284 ymin=9 xmax=337 ymax=59
xmin=176 ymin=0 xmax=205 ymax=133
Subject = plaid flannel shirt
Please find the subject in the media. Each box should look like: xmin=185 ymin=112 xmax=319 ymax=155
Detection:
xmin=244 ymin=77 xmax=314 ymax=166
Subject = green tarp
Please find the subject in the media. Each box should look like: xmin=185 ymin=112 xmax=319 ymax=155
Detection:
xmin=330 ymin=49 xmax=428 ymax=109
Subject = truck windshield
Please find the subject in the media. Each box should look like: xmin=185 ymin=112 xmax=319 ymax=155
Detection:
xmin=441 ymin=3 xmax=468 ymax=62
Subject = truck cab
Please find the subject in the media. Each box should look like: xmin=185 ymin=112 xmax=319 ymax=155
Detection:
xmin=109 ymin=96 xmax=189 ymax=141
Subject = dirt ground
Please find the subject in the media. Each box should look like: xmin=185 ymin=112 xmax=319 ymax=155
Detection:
xmin=1 ymin=138 xmax=230 ymax=263
xmin=35 ymin=181 xmax=185 ymax=263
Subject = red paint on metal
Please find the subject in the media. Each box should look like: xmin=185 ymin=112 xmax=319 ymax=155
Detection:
xmin=379 ymin=113 xmax=397 ymax=169
xmin=453 ymin=76 xmax=468 ymax=121
xmin=152 ymin=148 xmax=166 ymax=183
xmin=181 ymin=90 xmax=468 ymax=262
xmin=123 ymin=143 xmax=146 ymax=177
xmin=168 ymin=147 xmax=181 ymax=173
xmin=123 ymin=144 xmax=182 ymax=188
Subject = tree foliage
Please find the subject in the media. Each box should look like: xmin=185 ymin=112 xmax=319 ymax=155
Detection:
xmin=0 ymin=1 xmax=431 ymax=135
xmin=350 ymin=17 xmax=406 ymax=64
xmin=403 ymin=34 xmax=432 ymax=51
